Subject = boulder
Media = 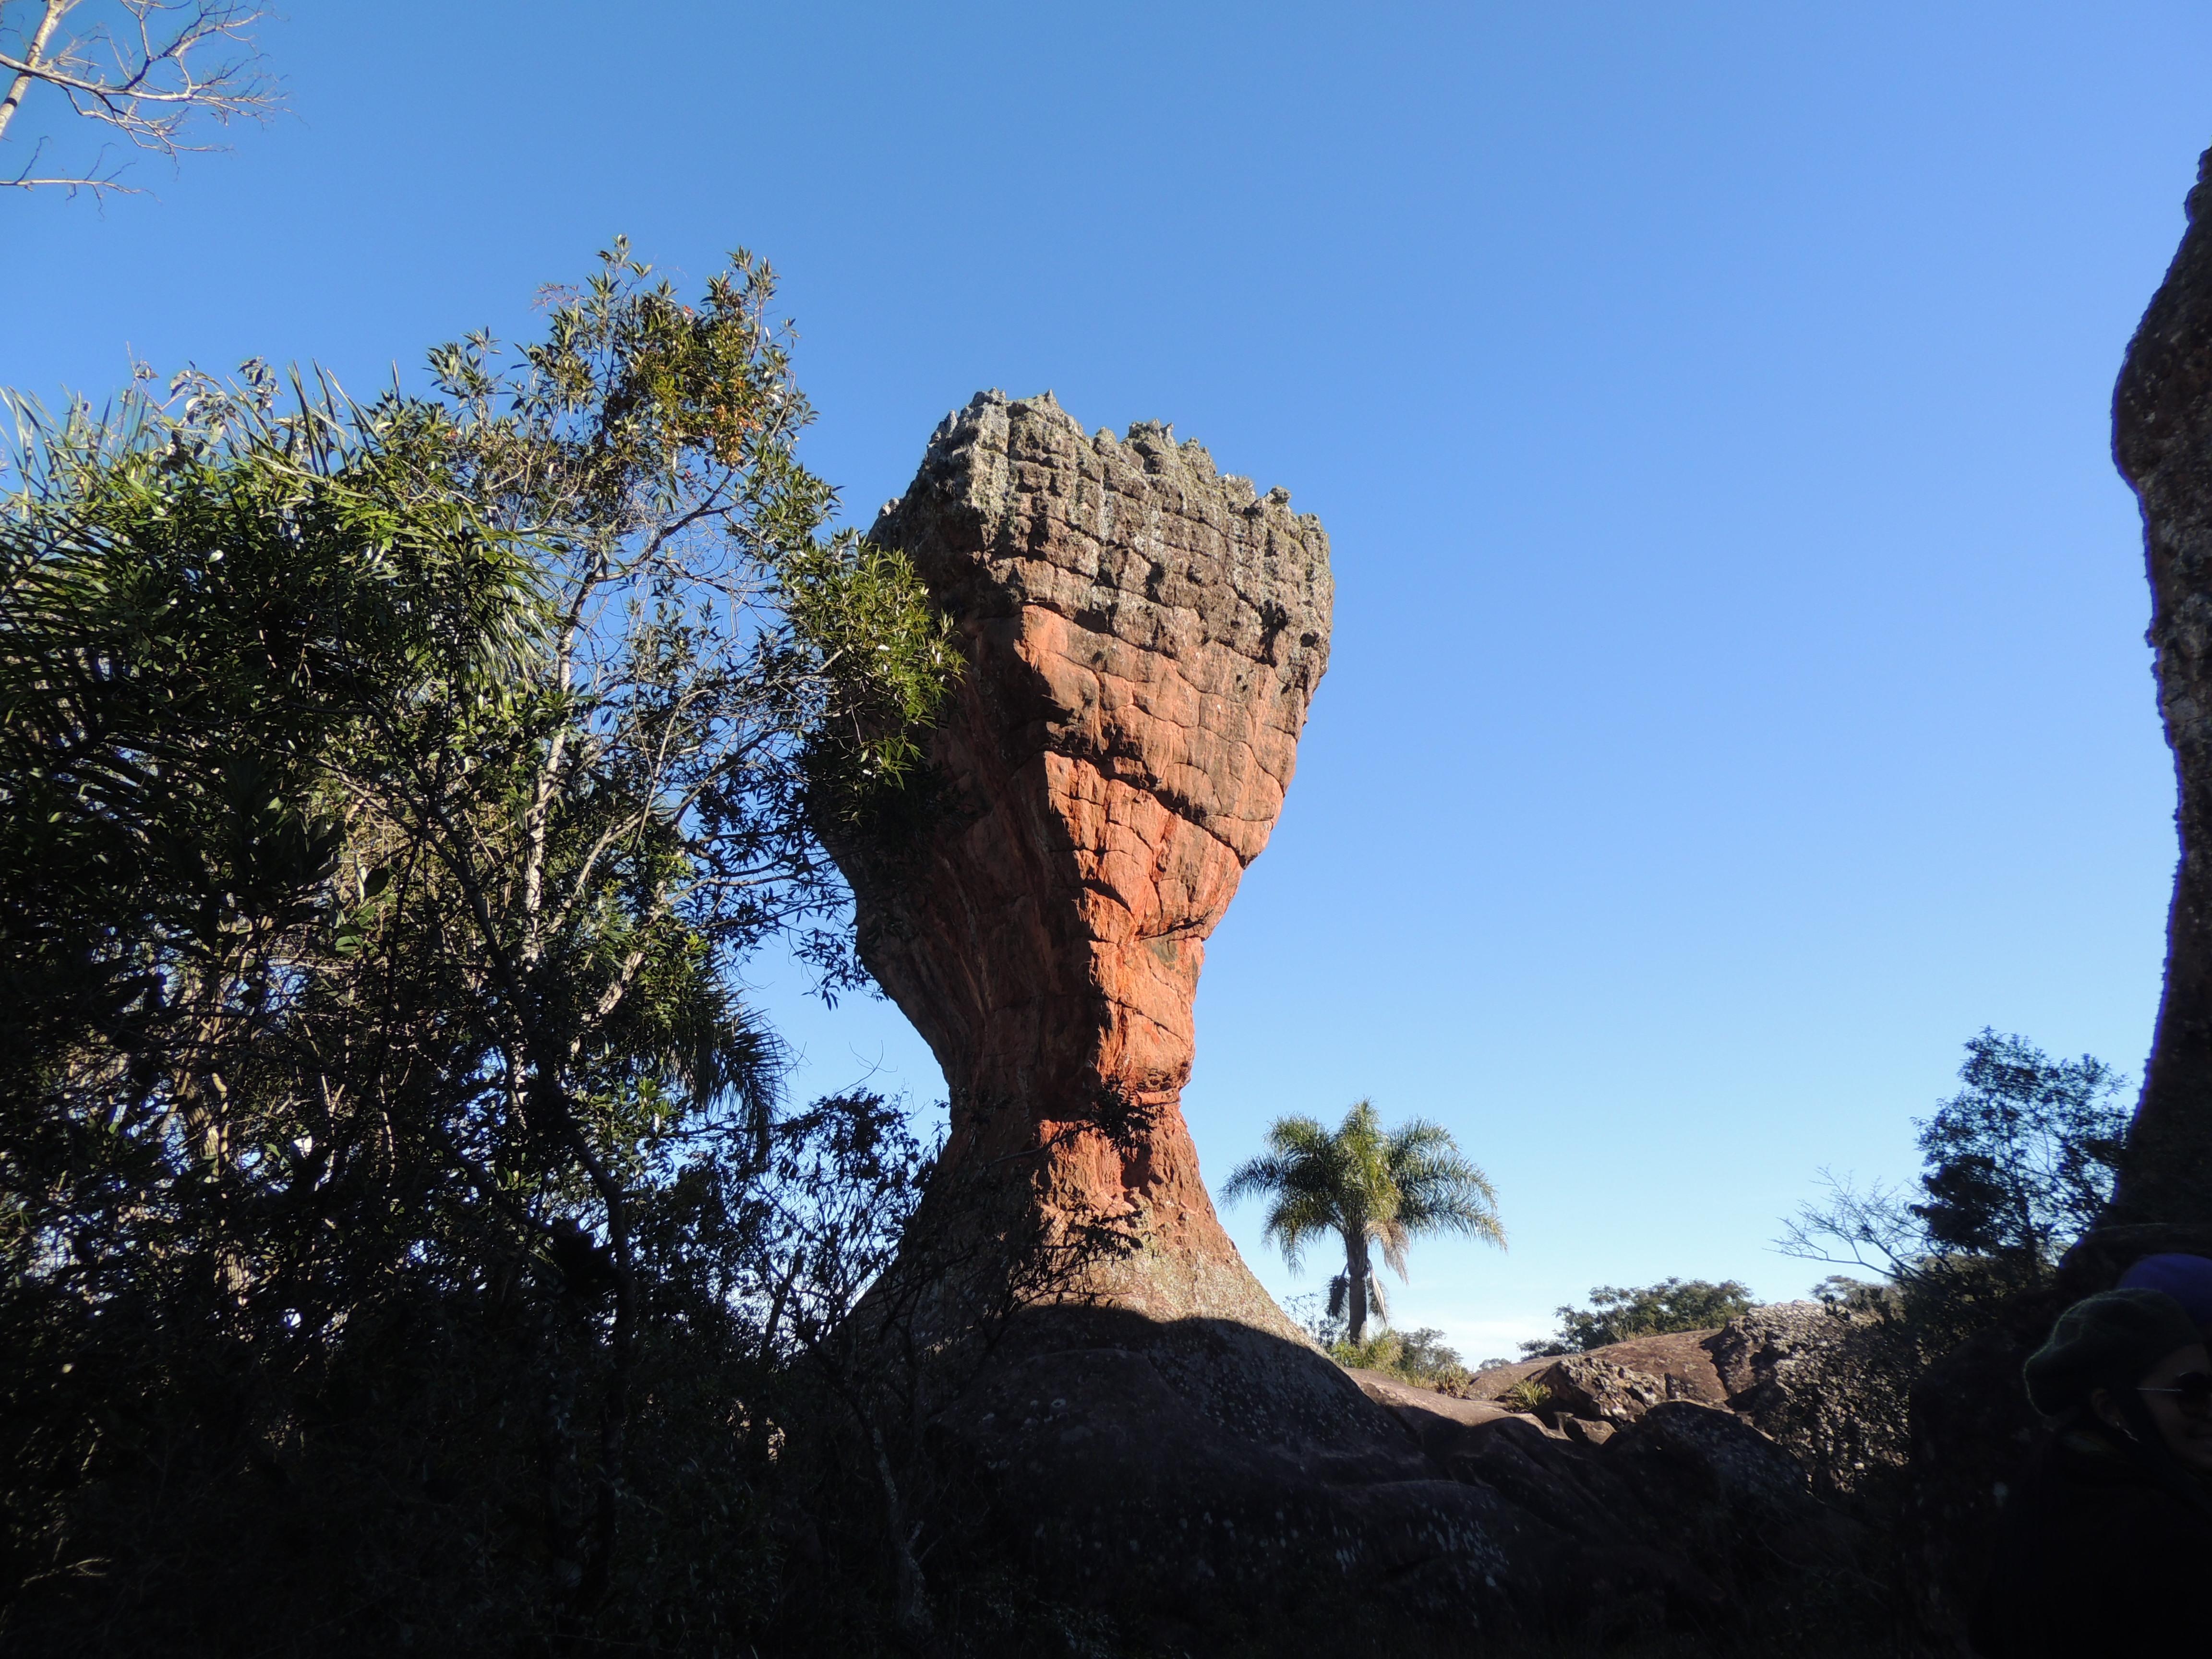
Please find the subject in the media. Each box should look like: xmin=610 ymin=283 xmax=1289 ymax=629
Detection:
xmin=1345 ymin=1367 xmax=1522 ymax=1451
xmin=1528 ymin=1355 xmax=1670 ymax=1425
xmin=1465 ymin=1355 xmax=1554 ymax=1398
xmin=1708 ymin=1302 xmax=1850 ymax=1420
xmin=1585 ymin=1331 xmax=1731 ymax=1403
xmin=1464 ymin=1328 xmax=1730 ymax=1414
xmin=1605 ymin=1402 xmax=1860 ymax=1582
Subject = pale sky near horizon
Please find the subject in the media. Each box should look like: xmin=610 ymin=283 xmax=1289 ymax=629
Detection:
xmin=7 ymin=1 xmax=2211 ymax=1358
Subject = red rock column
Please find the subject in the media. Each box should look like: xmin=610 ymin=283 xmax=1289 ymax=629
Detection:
xmin=836 ymin=390 xmax=1332 ymax=1330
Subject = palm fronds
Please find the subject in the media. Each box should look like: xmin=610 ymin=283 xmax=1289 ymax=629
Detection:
xmin=1220 ymin=1098 xmax=1504 ymax=1340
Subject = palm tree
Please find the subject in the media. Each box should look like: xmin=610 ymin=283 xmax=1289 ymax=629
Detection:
xmin=1220 ymin=1100 xmax=1504 ymax=1345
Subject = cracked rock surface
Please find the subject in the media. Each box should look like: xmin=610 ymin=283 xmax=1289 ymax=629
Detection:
xmin=842 ymin=389 xmax=1331 ymax=1329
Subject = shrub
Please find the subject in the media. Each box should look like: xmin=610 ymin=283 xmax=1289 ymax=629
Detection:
xmin=1500 ymin=1378 xmax=1554 ymax=1414
xmin=1520 ymin=1277 xmax=1758 ymax=1357
xmin=1327 ymin=1325 xmax=1474 ymax=1391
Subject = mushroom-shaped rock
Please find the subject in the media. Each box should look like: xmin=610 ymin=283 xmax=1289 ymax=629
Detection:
xmin=822 ymin=392 xmax=1845 ymax=1646
xmin=836 ymin=389 xmax=1331 ymax=1331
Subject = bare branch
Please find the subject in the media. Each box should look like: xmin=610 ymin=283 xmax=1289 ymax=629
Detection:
xmin=1 ymin=0 xmax=280 ymax=196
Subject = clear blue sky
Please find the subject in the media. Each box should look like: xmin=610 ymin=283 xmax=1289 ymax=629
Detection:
xmin=8 ymin=2 xmax=2208 ymax=1358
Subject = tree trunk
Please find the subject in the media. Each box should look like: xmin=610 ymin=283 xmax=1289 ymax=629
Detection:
xmin=1345 ymin=1231 xmax=1372 ymax=1344
xmin=867 ymin=1419 xmax=933 ymax=1645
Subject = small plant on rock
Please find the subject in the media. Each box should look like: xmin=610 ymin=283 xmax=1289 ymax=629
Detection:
xmin=1500 ymin=1378 xmax=1554 ymax=1415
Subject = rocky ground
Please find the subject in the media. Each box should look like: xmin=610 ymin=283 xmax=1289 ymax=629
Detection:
xmin=1434 ymin=1303 xmax=1851 ymax=1447
xmin=915 ymin=1301 xmax=1896 ymax=1655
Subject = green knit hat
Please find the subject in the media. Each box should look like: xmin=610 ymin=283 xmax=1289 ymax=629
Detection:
xmin=2023 ymin=1287 xmax=2203 ymax=1417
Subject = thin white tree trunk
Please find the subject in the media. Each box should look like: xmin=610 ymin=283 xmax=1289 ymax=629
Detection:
xmin=0 ymin=1 xmax=71 ymax=147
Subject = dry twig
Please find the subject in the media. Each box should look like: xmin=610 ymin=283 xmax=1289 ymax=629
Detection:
xmin=0 ymin=0 xmax=278 ymax=197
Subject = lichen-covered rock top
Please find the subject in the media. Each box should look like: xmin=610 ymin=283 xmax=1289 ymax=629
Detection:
xmin=870 ymin=389 xmax=1332 ymax=865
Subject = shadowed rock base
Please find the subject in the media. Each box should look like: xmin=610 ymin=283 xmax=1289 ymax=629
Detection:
xmin=933 ymin=1309 xmax=1847 ymax=1651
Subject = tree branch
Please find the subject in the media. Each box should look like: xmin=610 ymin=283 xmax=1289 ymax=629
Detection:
xmin=1 ymin=0 xmax=278 ymax=194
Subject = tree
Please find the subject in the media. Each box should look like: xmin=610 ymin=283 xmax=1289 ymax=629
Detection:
xmin=1221 ymin=1099 xmax=1503 ymax=1345
xmin=1780 ymin=1028 xmax=2131 ymax=1296
xmin=0 ymin=244 xmax=958 ymax=1651
xmin=1 ymin=0 xmax=278 ymax=196
xmin=1520 ymin=1277 xmax=1757 ymax=1358
xmin=1758 ymin=1030 xmax=2137 ymax=1509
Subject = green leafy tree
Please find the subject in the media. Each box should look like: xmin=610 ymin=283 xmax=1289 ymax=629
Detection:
xmin=1781 ymin=1029 xmax=2131 ymax=1298
xmin=1521 ymin=1277 xmax=1757 ymax=1358
xmin=1222 ymin=1099 xmax=1503 ymax=1345
xmin=0 ymin=243 xmax=958 ymax=1653
xmin=1761 ymin=1032 xmax=2136 ymax=1505
xmin=1910 ymin=1030 xmax=2129 ymax=1265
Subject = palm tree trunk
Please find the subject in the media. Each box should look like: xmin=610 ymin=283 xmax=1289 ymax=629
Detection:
xmin=1344 ymin=1230 xmax=1372 ymax=1344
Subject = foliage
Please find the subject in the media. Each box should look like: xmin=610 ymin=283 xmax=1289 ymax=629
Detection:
xmin=1763 ymin=1032 xmax=2132 ymax=1510
xmin=0 ymin=244 xmax=964 ymax=1654
xmin=1781 ymin=1029 xmax=2130 ymax=1301
xmin=1391 ymin=1325 xmax=1470 ymax=1380
xmin=1221 ymin=1099 xmax=1503 ymax=1344
xmin=1908 ymin=1029 xmax=2128 ymax=1263
xmin=1519 ymin=1276 xmax=1758 ymax=1358
xmin=1499 ymin=1378 xmax=1554 ymax=1414
xmin=1329 ymin=1325 xmax=1472 ymax=1391
xmin=1812 ymin=1274 xmax=1887 ymax=1308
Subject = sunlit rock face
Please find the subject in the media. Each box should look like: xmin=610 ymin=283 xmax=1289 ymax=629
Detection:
xmin=839 ymin=389 xmax=1331 ymax=1328
xmin=2117 ymin=144 xmax=2212 ymax=1225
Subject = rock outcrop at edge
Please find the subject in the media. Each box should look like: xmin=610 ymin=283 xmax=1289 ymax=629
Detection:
xmin=1896 ymin=144 xmax=2212 ymax=1628
xmin=2115 ymin=141 xmax=2212 ymax=1225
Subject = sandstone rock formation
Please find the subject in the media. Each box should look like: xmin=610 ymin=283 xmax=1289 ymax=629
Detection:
xmin=841 ymin=389 xmax=1330 ymax=1328
xmin=840 ymin=394 xmax=1856 ymax=1647
xmin=2116 ymin=141 xmax=2212 ymax=1225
